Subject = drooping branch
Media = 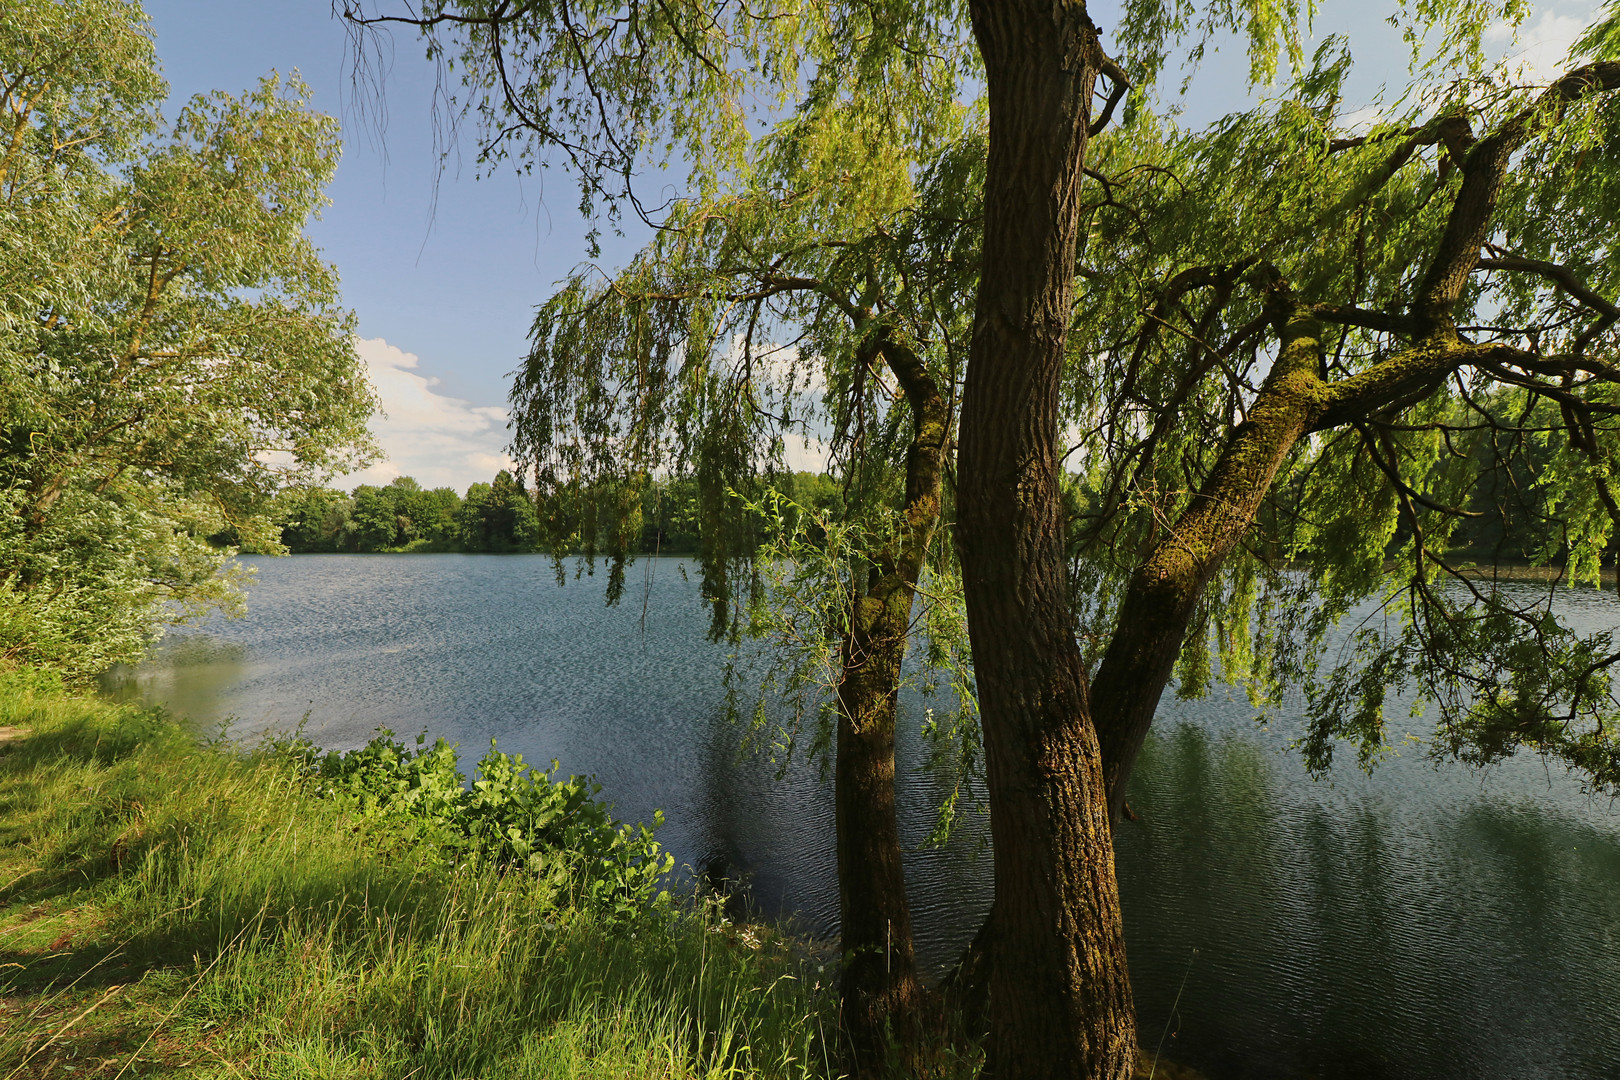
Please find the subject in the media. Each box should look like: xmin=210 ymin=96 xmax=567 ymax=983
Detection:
xmin=1088 ymin=55 xmax=1131 ymax=137
xmin=1318 ymin=113 xmax=1473 ymax=227
xmin=1413 ymin=62 xmax=1620 ymax=327
xmin=1351 ymin=419 xmax=1482 ymax=519
xmin=1474 ymin=254 xmax=1620 ymax=320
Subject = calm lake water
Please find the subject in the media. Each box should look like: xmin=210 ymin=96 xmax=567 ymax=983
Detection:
xmin=112 ymin=554 xmax=1620 ymax=1080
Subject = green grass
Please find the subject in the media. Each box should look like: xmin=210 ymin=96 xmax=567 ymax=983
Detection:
xmin=0 ymin=672 xmax=848 ymax=1080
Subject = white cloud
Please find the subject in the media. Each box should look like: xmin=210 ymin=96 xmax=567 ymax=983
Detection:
xmin=341 ymin=335 xmax=835 ymax=492
xmin=340 ymin=337 xmax=516 ymax=494
xmin=1490 ymin=3 xmax=1595 ymax=83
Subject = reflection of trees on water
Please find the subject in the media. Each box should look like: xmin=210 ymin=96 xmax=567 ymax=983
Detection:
xmin=1117 ymin=720 xmax=1620 ymax=1080
xmin=684 ymin=687 xmax=993 ymax=974
xmin=687 ymin=705 xmax=773 ymax=923
xmin=1119 ymin=723 xmax=1293 ymax=1079
xmin=99 ymin=633 xmax=249 ymax=726
xmin=1444 ymin=804 xmax=1620 ymax=1079
xmin=686 ymin=701 xmax=839 ymax=934
xmin=892 ymin=692 xmax=993 ymax=976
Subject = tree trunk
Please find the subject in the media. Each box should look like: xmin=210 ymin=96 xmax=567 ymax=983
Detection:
xmin=957 ymin=3 xmax=1137 ymax=1078
xmin=1092 ymin=294 xmax=1330 ymax=819
xmin=835 ymin=332 xmax=950 ymax=1074
xmin=836 ymin=579 xmax=926 ymax=1073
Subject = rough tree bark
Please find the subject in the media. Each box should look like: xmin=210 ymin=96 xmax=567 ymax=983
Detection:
xmin=1091 ymin=287 xmax=1330 ymax=820
xmin=957 ymin=2 xmax=1137 ymax=1078
xmin=834 ymin=331 xmax=950 ymax=1073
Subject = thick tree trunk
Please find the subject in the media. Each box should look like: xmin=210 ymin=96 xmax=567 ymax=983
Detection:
xmin=957 ymin=3 xmax=1136 ymax=1079
xmin=1092 ymin=295 xmax=1330 ymax=819
xmin=835 ymin=333 xmax=950 ymax=1074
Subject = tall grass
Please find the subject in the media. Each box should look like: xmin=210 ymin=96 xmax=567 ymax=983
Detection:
xmin=0 ymin=672 xmax=844 ymax=1079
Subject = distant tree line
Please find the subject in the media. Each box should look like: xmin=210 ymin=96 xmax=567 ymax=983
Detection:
xmin=270 ymin=462 xmax=1575 ymax=564
xmin=269 ymin=470 xmax=843 ymax=555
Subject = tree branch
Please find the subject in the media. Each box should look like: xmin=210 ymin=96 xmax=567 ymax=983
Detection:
xmin=1474 ymin=254 xmax=1620 ymax=320
xmin=1413 ymin=62 xmax=1620 ymax=327
xmin=1311 ymin=303 xmax=1420 ymax=335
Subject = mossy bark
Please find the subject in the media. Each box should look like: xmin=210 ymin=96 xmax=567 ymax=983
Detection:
xmin=1092 ymin=295 xmax=1329 ymax=819
xmin=835 ymin=332 xmax=949 ymax=1074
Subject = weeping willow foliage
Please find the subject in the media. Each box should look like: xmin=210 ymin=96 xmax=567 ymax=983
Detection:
xmin=364 ymin=0 xmax=1620 ymax=796
xmin=511 ymin=90 xmax=989 ymax=814
xmin=339 ymin=0 xmax=979 ymax=234
xmin=1064 ymin=8 xmax=1620 ymax=789
xmin=514 ymin=115 xmax=982 ymax=584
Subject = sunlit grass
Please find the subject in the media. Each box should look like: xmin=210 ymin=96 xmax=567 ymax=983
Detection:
xmin=0 ymin=672 xmax=844 ymax=1079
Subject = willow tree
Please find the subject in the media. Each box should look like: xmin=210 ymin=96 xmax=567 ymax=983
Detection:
xmin=1068 ymin=32 xmax=1620 ymax=819
xmin=340 ymin=1 xmax=1611 ymax=1077
xmin=951 ymin=10 xmax=1620 ymax=1078
xmin=945 ymin=2 xmax=1609 ymax=1077
xmin=341 ymin=1 xmax=983 ymax=1068
xmin=2 ymin=0 xmax=374 ymax=678
xmin=511 ymin=116 xmax=987 ymax=1068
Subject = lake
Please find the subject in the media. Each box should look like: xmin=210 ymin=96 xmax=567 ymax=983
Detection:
xmin=110 ymin=554 xmax=1620 ymax=1080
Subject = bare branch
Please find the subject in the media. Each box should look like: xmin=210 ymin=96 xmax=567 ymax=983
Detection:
xmin=1474 ymin=254 xmax=1620 ymax=320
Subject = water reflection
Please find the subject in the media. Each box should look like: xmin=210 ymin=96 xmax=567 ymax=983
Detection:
xmin=101 ymin=634 xmax=249 ymax=726
xmin=1119 ymin=719 xmax=1620 ymax=1079
xmin=111 ymin=556 xmax=1620 ymax=1079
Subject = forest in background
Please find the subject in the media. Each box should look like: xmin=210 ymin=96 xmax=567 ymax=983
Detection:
xmin=265 ymin=470 xmax=846 ymax=555
xmin=261 ymin=461 xmax=1575 ymax=566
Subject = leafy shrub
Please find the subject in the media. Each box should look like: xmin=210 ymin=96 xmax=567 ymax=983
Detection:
xmin=278 ymin=729 xmax=674 ymax=917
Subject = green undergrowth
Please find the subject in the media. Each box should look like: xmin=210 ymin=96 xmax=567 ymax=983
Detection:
xmin=0 ymin=670 xmax=847 ymax=1079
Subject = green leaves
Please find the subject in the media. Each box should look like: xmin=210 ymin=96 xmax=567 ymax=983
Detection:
xmin=1 ymin=3 xmax=376 ymax=679
xmin=1573 ymin=1 xmax=1620 ymax=64
xmin=345 ymin=0 xmax=976 ymax=223
xmin=295 ymin=728 xmax=675 ymax=916
xmin=1057 ymin=13 xmax=1620 ymax=792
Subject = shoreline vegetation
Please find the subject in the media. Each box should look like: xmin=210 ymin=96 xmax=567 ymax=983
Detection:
xmin=0 ymin=672 xmax=844 ymax=1080
xmin=259 ymin=472 xmax=844 ymax=557
xmin=0 ymin=674 xmax=1207 ymax=1080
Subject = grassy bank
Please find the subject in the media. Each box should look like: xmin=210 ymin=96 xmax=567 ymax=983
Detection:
xmin=0 ymin=677 xmax=1213 ymax=1080
xmin=0 ymin=674 xmax=844 ymax=1079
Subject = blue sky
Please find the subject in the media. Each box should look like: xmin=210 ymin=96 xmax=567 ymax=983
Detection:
xmin=140 ymin=0 xmax=1600 ymax=492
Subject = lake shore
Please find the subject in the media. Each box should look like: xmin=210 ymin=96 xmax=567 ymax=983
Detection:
xmin=0 ymin=673 xmax=1224 ymax=1080
xmin=0 ymin=674 xmax=848 ymax=1079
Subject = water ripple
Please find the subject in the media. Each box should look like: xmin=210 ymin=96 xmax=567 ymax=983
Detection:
xmin=113 ymin=555 xmax=1620 ymax=1080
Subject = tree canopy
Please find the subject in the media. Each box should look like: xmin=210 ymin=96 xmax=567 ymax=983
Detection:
xmin=339 ymin=0 xmax=1620 ymax=1076
xmin=1066 ymin=27 xmax=1620 ymax=799
xmin=0 ymin=0 xmax=375 ymax=678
